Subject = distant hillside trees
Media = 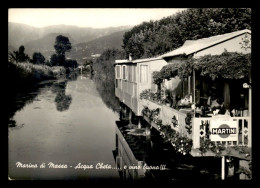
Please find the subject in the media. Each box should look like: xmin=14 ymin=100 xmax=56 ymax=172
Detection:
xmin=8 ymin=45 xmax=30 ymax=63
xmin=84 ymin=59 xmax=93 ymax=67
xmin=30 ymin=52 xmax=46 ymax=65
xmin=122 ymin=8 xmax=251 ymax=59
xmin=82 ymin=59 xmax=94 ymax=73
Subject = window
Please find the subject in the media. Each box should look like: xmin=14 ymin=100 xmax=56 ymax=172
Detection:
xmin=115 ymin=79 xmax=119 ymax=88
xmin=140 ymin=65 xmax=148 ymax=83
xmin=133 ymin=66 xmax=136 ymax=82
xmin=122 ymin=65 xmax=127 ymax=80
xmin=115 ymin=65 xmax=121 ymax=79
xmin=128 ymin=66 xmax=132 ymax=81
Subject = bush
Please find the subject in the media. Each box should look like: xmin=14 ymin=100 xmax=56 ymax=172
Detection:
xmin=11 ymin=62 xmax=65 ymax=82
xmin=31 ymin=52 xmax=45 ymax=65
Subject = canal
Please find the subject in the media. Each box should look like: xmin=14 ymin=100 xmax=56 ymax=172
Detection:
xmin=8 ymin=72 xmax=223 ymax=180
xmin=8 ymin=73 xmax=121 ymax=180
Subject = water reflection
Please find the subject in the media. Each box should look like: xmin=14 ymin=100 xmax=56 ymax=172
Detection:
xmin=51 ymin=81 xmax=72 ymax=112
xmin=8 ymin=72 xmax=78 ymax=127
xmin=8 ymin=80 xmax=55 ymax=128
xmin=66 ymin=71 xmax=78 ymax=81
xmin=9 ymin=72 xmax=120 ymax=180
xmin=93 ymin=75 xmax=120 ymax=113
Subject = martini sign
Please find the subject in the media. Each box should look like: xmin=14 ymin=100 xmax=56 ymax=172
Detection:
xmin=210 ymin=120 xmax=238 ymax=141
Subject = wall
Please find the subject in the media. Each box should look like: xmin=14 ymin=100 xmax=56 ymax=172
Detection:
xmin=137 ymin=59 xmax=167 ymax=95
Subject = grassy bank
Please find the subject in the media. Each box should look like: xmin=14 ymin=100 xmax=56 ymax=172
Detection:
xmin=8 ymin=61 xmax=66 ymax=87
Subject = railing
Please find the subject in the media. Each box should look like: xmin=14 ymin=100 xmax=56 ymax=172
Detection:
xmin=115 ymin=125 xmax=145 ymax=179
xmin=161 ymin=105 xmax=189 ymax=137
xmin=192 ymin=116 xmax=251 ymax=149
xmin=140 ymin=99 xmax=189 ymax=137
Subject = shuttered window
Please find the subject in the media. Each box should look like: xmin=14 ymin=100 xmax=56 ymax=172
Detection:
xmin=133 ymin=66 xmax=136 ymax=82
xmin=122 ymin=65 xmax=127 ymax=80
xmin=140 ymin=65 xmax=148 ymax=83
xmin=115 ymin=65 xmax=121 ymax=79
xmin=128 ymin=66 xmax=132 ymax=81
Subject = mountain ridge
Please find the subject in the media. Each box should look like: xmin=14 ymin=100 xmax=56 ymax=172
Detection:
xmin=8 ymin=22 xmax=132 ymax=48
xmin=8 ymin=22 xmax=131 ymax=64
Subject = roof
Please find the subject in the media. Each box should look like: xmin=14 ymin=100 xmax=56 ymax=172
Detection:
xmin=114 ymin=57 xmax=163 ymax=65
xmin=132 ymin=57 xmax=162 ymax=63
xmin=160 ymin=29 xmax=251 ymax=58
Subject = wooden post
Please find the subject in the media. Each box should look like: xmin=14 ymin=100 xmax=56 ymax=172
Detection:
xmin=188 ymin=76 xmax=191 ymax=94
xmin=193 ymin=69 xmax=196 ymax=118
xmin=248 ymin=75 xmax=252 ymax=148
xmin=221 ymin=156 xmax=225 ymax=180
xmin=129 ymin=110 xmax=132 ymax=124
xmin=192 ymin=118 xmax=200 ymax=149
xmin=145 ymin=124 xmax=151 ymax=136
xmin=137 ymin=118 xmax=141 ymax=129
xmin=223 ymin=82 xmax=230 ymax=109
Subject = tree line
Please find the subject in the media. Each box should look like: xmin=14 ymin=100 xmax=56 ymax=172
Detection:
xmin=122 ymin=8 xmax=251 ymax=59
xmin=93 ymin=8 xmax=251 ymax=80
xmin=8 ymin=35 xmax=78 ymax=69
xmin=92 ymin=48 xmax=126 ymax=81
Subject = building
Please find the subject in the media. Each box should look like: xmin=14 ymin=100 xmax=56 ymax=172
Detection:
xmin=115 ymin=29 xmax=252 ymax=179
xmin=115 ymin=29 xmax=251 ymax=160
xmin=114 ymin=57 xmax=167 ymax=115
xmin=159 ymin=29 xmax=251 ymax=150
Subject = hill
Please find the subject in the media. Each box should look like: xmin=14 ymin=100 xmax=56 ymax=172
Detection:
xmin=67 ymin=29 xmax=129 ymax=64
xmin=8 ymin=22 xmax=41 ymax=48
xmin=23 ymin=33 xmax=76 ymax=59
xmin=8 ymin=22 xmax=132 ymax=49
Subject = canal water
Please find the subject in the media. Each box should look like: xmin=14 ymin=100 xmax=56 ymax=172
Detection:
xmin=8 ymin=73 xmax=223 ymax=180
xmin=8 ymin=73 xmax=121 ymax=180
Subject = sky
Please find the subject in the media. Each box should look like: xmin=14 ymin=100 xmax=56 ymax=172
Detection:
xmin=8 ymin=8 xmax=186 ymax=28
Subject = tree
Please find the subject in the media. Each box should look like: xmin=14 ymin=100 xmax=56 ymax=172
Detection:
xmin=54 ymin=35 xmax=72 ymax=56
xmin=31 ymin=52 xmax=45 ymax=64
xmin=50 ymin=54 xmax=62 ymax=66
xmin=122 ymin=8 xmax=251 ymax=59
xmin=93 ymin=48 xmax=126 ymax=81
xmin=8 ymin=51 xmax=19 ymax=63
xmin=8 ymin=45 xmax=30 ymax=63
xmin=51 ymin=35 xmax=72 ymax=67
xmin=45 ymin=60 xmax=52 ymax=67
xmin=17 ymin=46 xmax=30 ymax=62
